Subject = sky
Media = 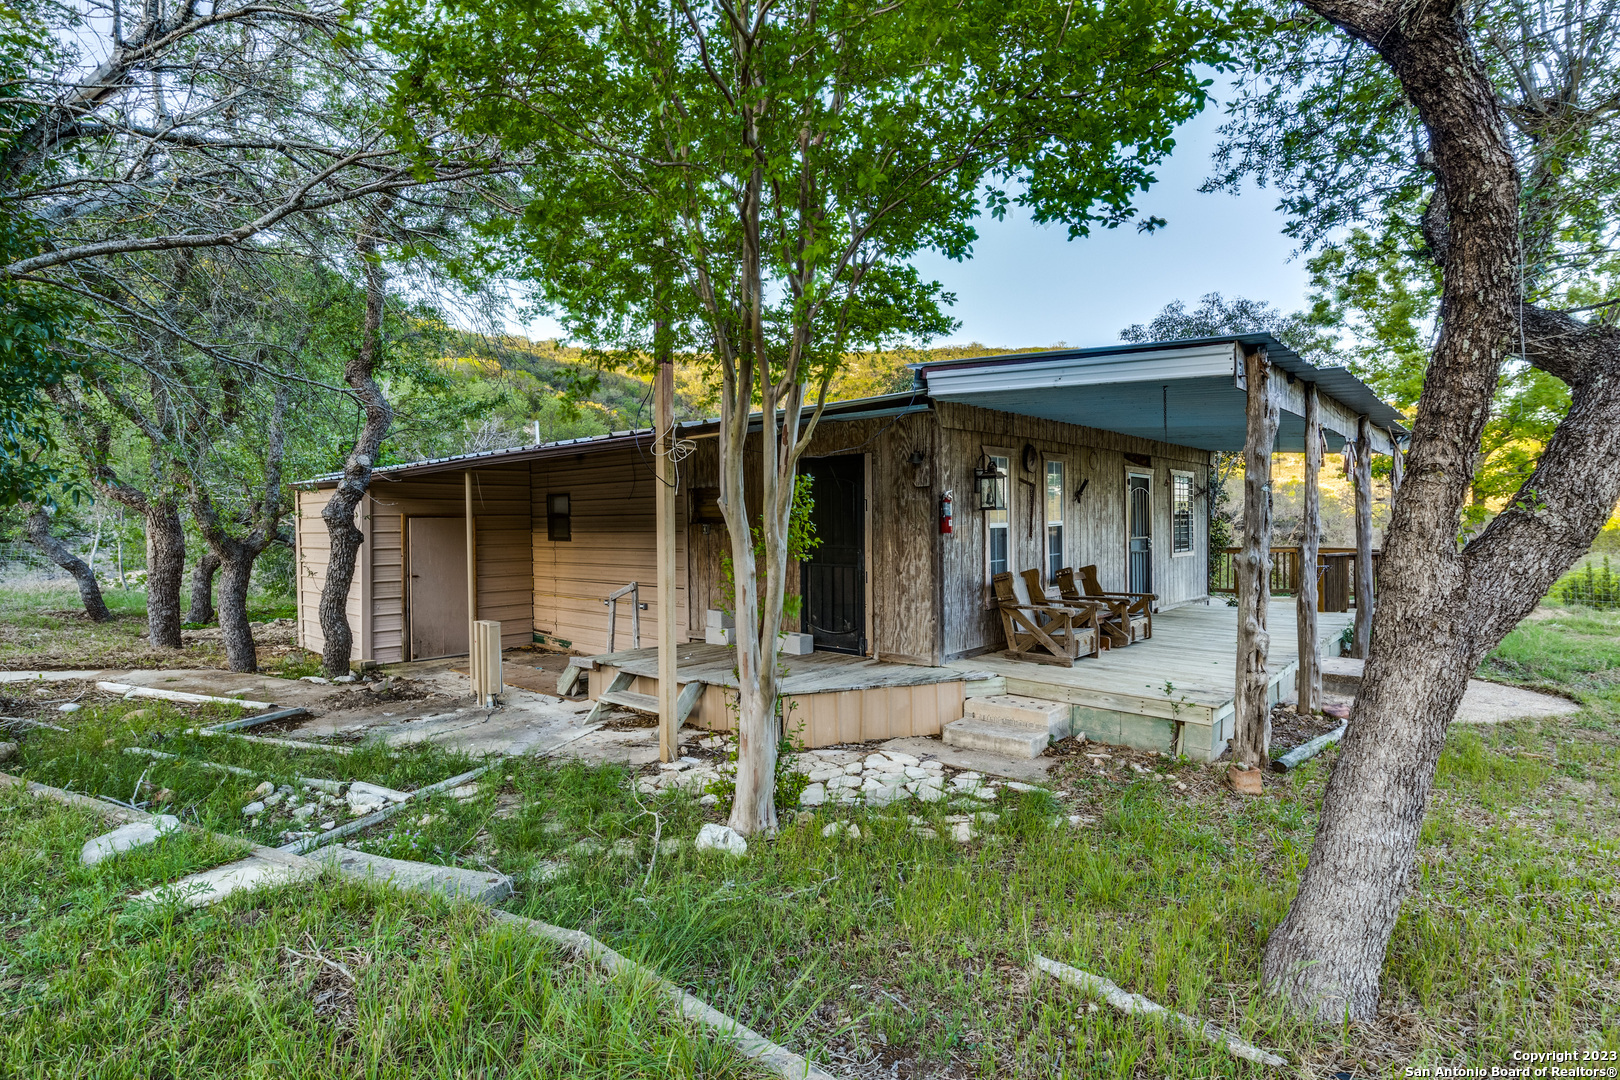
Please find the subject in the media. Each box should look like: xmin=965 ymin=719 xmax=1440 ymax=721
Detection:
xmin=516 ymin=102 xmax=1314 ymax=351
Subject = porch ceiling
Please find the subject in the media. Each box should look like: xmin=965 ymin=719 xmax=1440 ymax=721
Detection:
xmin=914 ymin=335 xmax=1407 ymax=454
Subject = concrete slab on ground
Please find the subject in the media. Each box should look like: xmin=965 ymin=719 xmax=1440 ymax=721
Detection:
xmin=310 ymin=845 xmax=512 ymax=902
xmin=131 ymin=854 xmax=316 ymax=908
xmin=877 ymin=736 xmax=1055 ymax=782
xmin=108 ymin=669 xmax=352 ymax=709
xmin=0 ymin=669 xmax=111 ymax=683
xmin=1318 ymin=658 xmax=1580 ymax=724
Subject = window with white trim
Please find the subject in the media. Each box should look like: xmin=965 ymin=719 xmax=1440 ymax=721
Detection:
xmin=1171 ymin=472 xmax=1194 ymax=554
xmin=1045 ymin=458 xmax=1065 ymax=581
xmin=985 ymin=452 xmax=1010 ymax=578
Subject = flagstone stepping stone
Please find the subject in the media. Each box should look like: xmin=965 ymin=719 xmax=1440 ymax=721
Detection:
xmin=81 ymin=815 xmax=181 ymax=866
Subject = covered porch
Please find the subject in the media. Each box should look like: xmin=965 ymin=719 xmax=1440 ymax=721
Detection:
xmin=913 ymin=333 xmax=1406 ymax=762
xmin=948 ymin=600 xmax=1355 ymax=760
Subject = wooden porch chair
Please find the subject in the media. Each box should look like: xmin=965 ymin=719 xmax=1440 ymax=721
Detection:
xmin=1017 ymin=568 xmax=1118 ymax=651
xmin=1056 ymin=565 xmax=1155 ymax=643
xmin=992 ymin=572 xmax=1100 ymax=666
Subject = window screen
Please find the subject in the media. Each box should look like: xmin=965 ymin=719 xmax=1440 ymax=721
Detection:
xmin=1172 ymin=474 xmax=1193 ymax=554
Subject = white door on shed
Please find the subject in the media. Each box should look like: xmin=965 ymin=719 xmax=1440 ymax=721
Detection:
xmin=408 ymin=516 xmax=468 ymax=659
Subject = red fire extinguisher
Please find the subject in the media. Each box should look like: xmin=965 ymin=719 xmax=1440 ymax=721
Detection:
xmin=939 ymin=490 xmax=954 ymax=535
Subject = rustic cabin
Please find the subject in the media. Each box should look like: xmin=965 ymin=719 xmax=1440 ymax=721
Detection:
xmin=292 ymin=334 xmax=1406 ymax=761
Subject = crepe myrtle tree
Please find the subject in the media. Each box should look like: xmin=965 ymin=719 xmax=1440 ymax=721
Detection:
xmin=1211 ymin=0 xmax=1620 ymax=1021
xmin=377 ymin=0 xmax=1243 ymax=834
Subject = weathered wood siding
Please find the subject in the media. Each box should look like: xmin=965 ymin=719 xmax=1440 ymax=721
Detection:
xmin=530 ymin=447 xmax=689 ymax=654
xmin=682 ymin=410 xmax=941 ymax=665
xmin=294 ymin=466 xmax=534 ymax=663
xmin=935 ymin=401 xmax=1211 ymax=661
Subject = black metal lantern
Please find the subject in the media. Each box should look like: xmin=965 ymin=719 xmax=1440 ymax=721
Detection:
xmin=973 ymin=453 xmax=1006 ymax=510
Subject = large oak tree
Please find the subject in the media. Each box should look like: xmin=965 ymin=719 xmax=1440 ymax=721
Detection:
xmin=379 ymin=0 xmax=1245 ymax=833
xmin=1215 ymin=0 xmax=1620 ymax=1021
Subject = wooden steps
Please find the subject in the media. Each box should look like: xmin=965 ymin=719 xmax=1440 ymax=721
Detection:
xmin=598 ymin=689 xmax=658 ymax=714
xmin=585 ymin=671 xmax=707 ymax=727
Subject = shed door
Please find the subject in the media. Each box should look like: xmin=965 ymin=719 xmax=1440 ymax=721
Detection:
xmin=1127 ymin=474 xmax=1153 ymax=595
xmin=408 ymin=517 xmax=468 ymax=659
xmin=800 ymin=456 xmax=866 ymax=655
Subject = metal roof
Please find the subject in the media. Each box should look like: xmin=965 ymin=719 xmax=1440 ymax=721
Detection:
xmin=293 ymin=391 xmax=931 ymax=487
xmin=295 ymin=335 xmax=1408 ymax=486
xmin=911 ymin=333 xmax=1408 ymax=453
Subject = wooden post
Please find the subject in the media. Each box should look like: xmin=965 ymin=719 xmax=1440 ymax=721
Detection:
xmin=655 ymin=337 xmax=679 ymax=763
xmin=465 ymin=470 xmax=479 ymax=697
xmin=1295 ymin=385 xmax=1322 ymax=715
xmin=1352 ymin=415 xmax=1374 ymax=659
xmin=1389 ymin=429 xmax=1404 ymax=496
xmin=1234 ymin=346 xmax=1279 ymax=769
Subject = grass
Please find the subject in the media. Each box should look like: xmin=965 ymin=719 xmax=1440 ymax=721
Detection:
xmin=0 ymin=788 xmax=764 ymax=1079
xmin=3 ymin=594 xmax=1619 ymax=1075
xmin=0 ymin=577 xmax=312 ymax=672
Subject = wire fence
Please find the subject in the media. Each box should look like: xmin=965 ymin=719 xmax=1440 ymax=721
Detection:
xmin=1549 ymin=557 xmax=1620 ymax=609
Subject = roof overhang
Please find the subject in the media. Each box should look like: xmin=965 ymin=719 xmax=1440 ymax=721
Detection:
xmin=914 ymin=335 xmax=1407 ymax=455
xmin=292 ymin=391 xmax=931 ymax=488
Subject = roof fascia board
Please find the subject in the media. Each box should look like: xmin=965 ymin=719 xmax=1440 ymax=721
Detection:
xmin=923 ymin=343 xmax=1240 ymax=397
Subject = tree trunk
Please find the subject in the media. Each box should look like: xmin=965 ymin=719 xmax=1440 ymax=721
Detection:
xmin=1295 ymin=385 xmax=1322 ymax=715
xmin=1258 ymin=0 xmax=1620 ymax=1022
xmin=187 ymin=549 xmax=219 ymax=624
xmin=145 ymin=500 xmax=186 ymax=648
xmin=1351 ymin=416 xmax=1374 ymax=658
xmin=1232 ymin=346 xmax=1279 ymax=769
xmin=215 ymin=548 xmax=258 ymax=672
xmin=24 ymin=506 xmax=112 ymax=622
xmin=318 ymin=211 xmax=394 ymax=677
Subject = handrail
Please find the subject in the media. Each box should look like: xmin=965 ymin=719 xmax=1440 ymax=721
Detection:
xmin=604 ymin=582 xmax=649 ymax=652
xmin=1210 ymin=546 xmax=1379 ymax=609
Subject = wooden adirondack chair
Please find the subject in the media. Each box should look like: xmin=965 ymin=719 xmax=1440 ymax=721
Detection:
xmin=1056 ymin=565 xmax=1155 ymax=643
xmin=1017 ymin=568 xmax=1118 ymax=651
xmin=992 ymin=571 xmax=1099 ymax=665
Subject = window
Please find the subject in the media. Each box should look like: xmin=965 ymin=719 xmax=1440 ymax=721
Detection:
xmin=1045 ymin=459 xmax=1065 ymax=581
xmin=547 ymin=493 xmax=572 ymax=541
xmin=985 ymin=452 xmax=1010 ymax=577
xmin=1171 ymin=472 xmax=1194 ymax=555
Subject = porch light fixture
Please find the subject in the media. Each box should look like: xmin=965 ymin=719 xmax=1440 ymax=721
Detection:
xmin=973 ymin=453 xmax=1006 ymax=510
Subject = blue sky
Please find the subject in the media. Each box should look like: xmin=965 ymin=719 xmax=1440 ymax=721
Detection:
xmin=910 ymin=106 xmax=1312 ymax=350
xmin=517 ymin=101 xmax=1314 ymax=350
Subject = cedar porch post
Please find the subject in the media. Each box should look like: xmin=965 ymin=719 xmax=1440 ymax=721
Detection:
xmin=465 ymin=471 xmax=478 ymax=695
xmin=1295 ymin=384 xmax=1322 ymax=715
xmin=1234 ymin=345 xmax=1280 ymax=768
xmin=1389 ymin=428 xmax=1404 ymax=495
xmin=1352 ymin=414 xmax=1374 ymax=658
xmin=654 ymin=345 xmax=679 ymax=763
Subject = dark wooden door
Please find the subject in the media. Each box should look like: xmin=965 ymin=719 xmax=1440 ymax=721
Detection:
xmin=1127 ymin=473 xmax=1153 ymax=595
xmin=800 ymin=456 xmax=866 ymax=654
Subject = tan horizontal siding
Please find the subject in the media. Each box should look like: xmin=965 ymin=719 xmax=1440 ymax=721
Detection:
xmin=531 ymin=448 xmax=688 ymax=654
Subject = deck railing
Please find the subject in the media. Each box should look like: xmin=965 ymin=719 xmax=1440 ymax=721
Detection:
xmin=1210 ymin=546 xmax=1376 ymax=610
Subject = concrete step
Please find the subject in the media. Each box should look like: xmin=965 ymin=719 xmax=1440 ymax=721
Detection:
xmin=942 ymin=718 xmax=1049 ymax=759
xmin=964 ymin=694 xmax=1072 ymax=738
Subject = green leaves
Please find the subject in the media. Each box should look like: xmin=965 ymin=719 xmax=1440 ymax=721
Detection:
xmin=375 ymin=0 xmax=1238 ymax=372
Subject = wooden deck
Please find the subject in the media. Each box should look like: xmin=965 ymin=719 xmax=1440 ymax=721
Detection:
xmin=947 ymin=600 xmax=1354 ymax=759
xmin=584 ymin=602 xmax=1349 ymax=757
xmin=584 ymin=644 xmax=973 ymax=747
xmin=587 ymin=643 xmax=972 ymax=694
